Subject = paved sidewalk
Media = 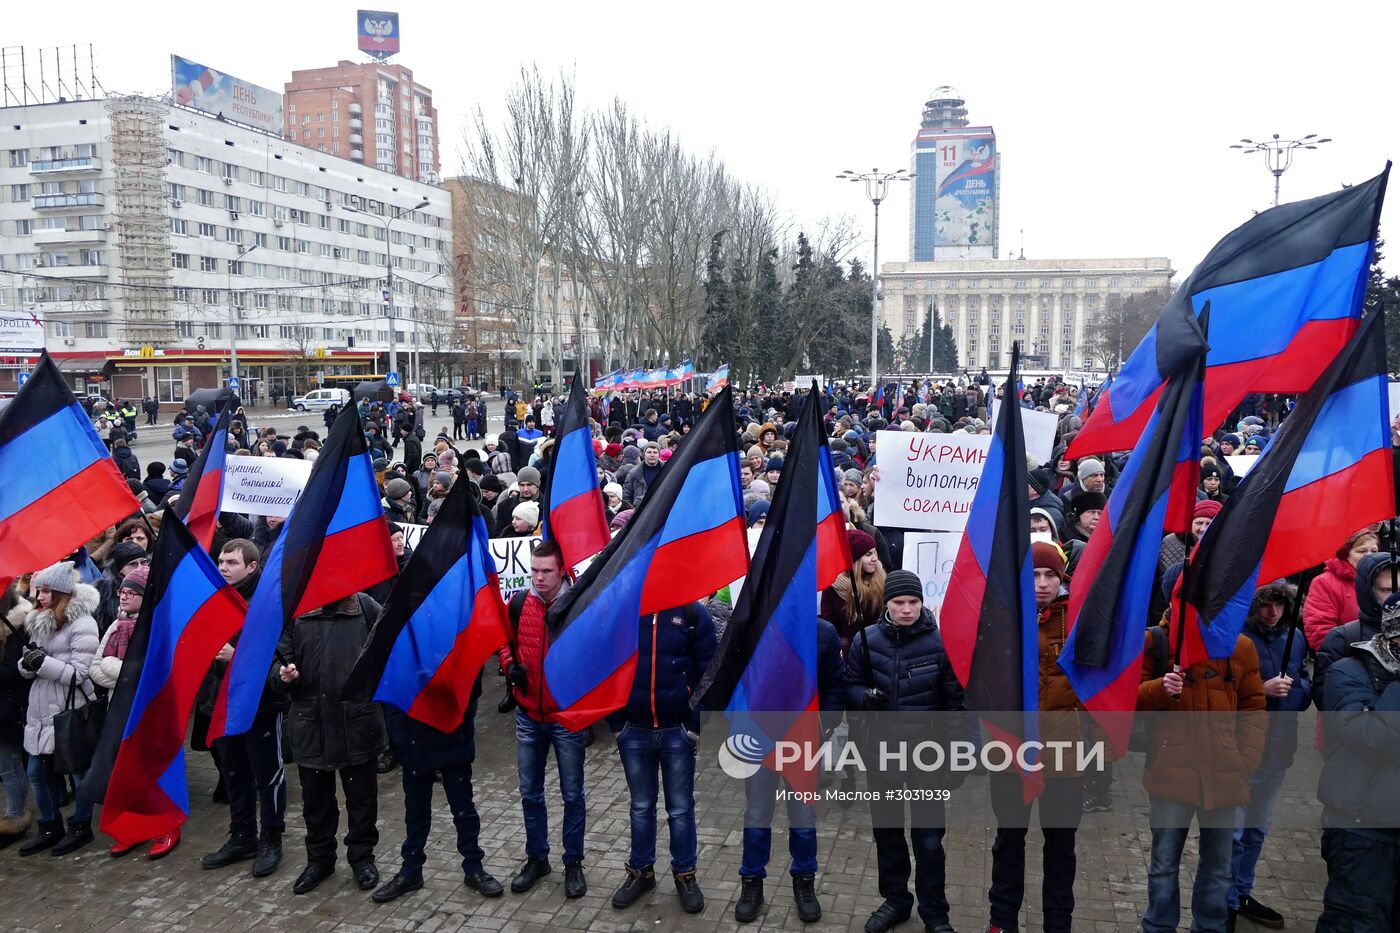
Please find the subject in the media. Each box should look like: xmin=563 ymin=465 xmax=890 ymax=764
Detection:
xmin=4 ymin=703 xmax=1329 ymax=932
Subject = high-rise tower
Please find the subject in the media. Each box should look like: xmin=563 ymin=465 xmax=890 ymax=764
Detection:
xmin=909 ymin=87 xmax=998 ymax=261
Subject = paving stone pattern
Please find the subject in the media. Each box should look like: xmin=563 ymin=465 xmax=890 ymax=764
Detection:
xmin=4 ymin=705 xmax=1327 ymax=932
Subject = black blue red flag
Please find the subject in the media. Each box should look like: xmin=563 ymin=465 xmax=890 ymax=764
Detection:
xmin=344 ymin=475 xmax=511 ymax=730
xmin=208 ymin=404 xmax=397 ymax=740
xmin=80 ymin=513 xmax=246 ymax=846
xmin=1178 ymin=309 xmax=1395 ymax=664
xmin=694 ymin=382 xmax=849 ymax=789
xmin=541 ymin=375 xmax=610 ymax=569
xmin=0 ymin=353 xmax=137 ymax=582
xmin=1068 ymin=167 xmax=1389 ymax=459
xmin=173 ymin=407 xmax=231 ymax=552
xmin=942 ymin=346 xmax=1041 ymax=799
xmin=1059 ymin=306 xmax=1208 ymax=753
xmin=543 ymin=387 xmax=748 ymax=731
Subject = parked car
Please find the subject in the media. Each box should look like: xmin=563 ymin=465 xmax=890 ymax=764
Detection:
xmin=291 ymin=387 xmax=351 ymax=411
xmin=406 ymin=383 xmax=440 ymax=401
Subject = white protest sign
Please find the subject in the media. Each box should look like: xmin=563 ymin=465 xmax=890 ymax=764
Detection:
xmin=871 ymin=430 xmax=992 ymax=532
xmin=902 ymin=531 xmax=963 ymax=614
xmin=1389 ymin=383 xmax=1400 ymax=421
xmin=219 ymin=457 xmax=314 ymax=517
xmin=990 ymin=400 xmax=1060 ymax=464
xmin=394 ymin=529 xmax=552 ymax=598
xmin=1225 ymin=454 xmax=1259 ymax=479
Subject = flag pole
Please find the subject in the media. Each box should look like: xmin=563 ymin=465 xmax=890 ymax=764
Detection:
xmin=1276 ymin=570 xmax=1317 ymax=680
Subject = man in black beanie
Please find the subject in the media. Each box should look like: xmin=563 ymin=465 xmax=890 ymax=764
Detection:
xmin=843 ymin=569 xmax=968 ymax=933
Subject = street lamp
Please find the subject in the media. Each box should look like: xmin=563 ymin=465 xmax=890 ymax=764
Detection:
xmin=346 ymin=196 xmax=430 ymax=384
xmin=836 ymin=167 xmax=914 ymax=391
xmin=228 ymin=243 xmax=258 ymax=391
xmin=1229 ymin=133 xmax=1331 ymax=207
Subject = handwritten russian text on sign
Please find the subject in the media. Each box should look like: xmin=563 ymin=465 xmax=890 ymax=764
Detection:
xmin=871 ymin=430 xmax=992 ymax=532
xmin=218 ymin=457 xmax=313 ymax=517
xmin=901 ymin=531 xmax=963 ymax=613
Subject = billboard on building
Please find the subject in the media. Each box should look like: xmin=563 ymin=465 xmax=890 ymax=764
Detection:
xmin=171 ymin=55 xmax=283 ymax=137
xmin=358 ymin=10 xmax=401 ymax=60
xmin=0 ymin=312 xmax=44 ymax=354
xmin=931 ymin=132 xmax=997 ymax=256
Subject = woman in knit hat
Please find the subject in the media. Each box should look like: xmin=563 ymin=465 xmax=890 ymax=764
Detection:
xmin=1303 ymin=525 xmax=1380 ymax=651
xmin=820 ymin=529 xmax=886 ymax=652
xmin=506 ymin=501 xmax=540 ymax=537
xmin=17 ymin=562 xmax=101 ymax=857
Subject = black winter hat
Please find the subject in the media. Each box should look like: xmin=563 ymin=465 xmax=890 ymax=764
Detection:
xmin=108 ymin=540 xmax=147 ymax=572
xmin=883 ymin=569 xmax=924 ymax=604
xmin=1028 ymin=468 xmax=1052 ymax=496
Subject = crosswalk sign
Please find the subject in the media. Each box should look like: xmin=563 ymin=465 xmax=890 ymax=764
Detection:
xmin=385 ymin=371 xmax=400 ymax=387
xmin=16 ymin=372 xmax=28 ymax=387
xmin=228 ymin=376 xmax=240 ymax=390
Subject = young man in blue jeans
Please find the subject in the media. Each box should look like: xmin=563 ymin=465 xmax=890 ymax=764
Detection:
xmin=496 ymin=540 xmax=588 ymax=899
xmin=1136 ymin=574 xmax=1265 ymax=933
xmin=608 ymin=602 xmax=717 ymax=914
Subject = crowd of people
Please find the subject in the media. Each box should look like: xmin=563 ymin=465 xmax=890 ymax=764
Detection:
xmin=0 ymin=372 xmax=1395 ymax=933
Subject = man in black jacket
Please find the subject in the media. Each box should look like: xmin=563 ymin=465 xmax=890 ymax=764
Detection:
xmin=199 ymin=539 xmax=288 ymax=879
xmin=608 ymin=602 xmax=717 ymax=915
xmin=371 ymin=672 xmax=505 ymax=903
xmin=844 ymin=570 xmax=968 ymax=933
xmin=271 ymin=592 xmax=387 ymax=895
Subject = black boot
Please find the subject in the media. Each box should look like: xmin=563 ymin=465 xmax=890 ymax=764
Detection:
xmin=611 ymin=864 xmax=655 ymax=909
xmin=200 ymin=834 xmax=258 ymax=869
xmin=734 ymin=875 xmax=764 ymax=922
xmin=510 ymin=855 xmax=552 ymax=893
xmin=793 ymin=873 xmax=821 ymax=922
xmin=251 ymin=830 xmax=282 ymax=878
xmin=674 ymin=869 xmax=705 ymax=914
xmin=18 ymin=819 xmax=63 ymax=857
xmin=50 ymin=818 xmax=94 ymax=856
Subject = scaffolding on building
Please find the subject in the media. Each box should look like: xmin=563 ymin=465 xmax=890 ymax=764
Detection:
xmin=105 ymin=95 xmax=172 ymax=347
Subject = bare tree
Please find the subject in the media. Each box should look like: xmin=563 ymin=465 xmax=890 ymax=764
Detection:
xmin=1083 ymin=286 xmax=1170 ymax=371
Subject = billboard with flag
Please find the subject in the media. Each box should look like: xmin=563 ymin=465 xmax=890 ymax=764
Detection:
xmin=171 ymin=55 xmax=284 ymax=137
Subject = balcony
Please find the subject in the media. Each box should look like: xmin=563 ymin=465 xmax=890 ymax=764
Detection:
xmin=33 ymin=192 xmax=104 ymax=210
xmin=33 ymin=261 xmax=107 ymax=277
xmin=33 ymin=226 xmax=108 ymax=245
xmin=348 ymin=118 xmax=363 ymax=131
xmin=348 ymin=134 xmax=364 ymax=146
xmin=30 ymin=156 xmax=102 ymax=175
xmin=349 ymin=149 xmax=364 ymax=161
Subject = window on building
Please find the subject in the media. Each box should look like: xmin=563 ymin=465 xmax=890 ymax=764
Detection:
xmin=171 ymin=252 xmax=191 ymax=269
xmin=197 ymin=188 xmax=214 ymax=206
xmin=317 ymin=113 xmax=325 ymax=123
xmin=8 ymin=149 xmax=29 ymax=167
xmin=173 ymin=287 xmax=191 ymax=302
xmin=80 ymin=249 xmax=102 ymax=267
xmin=83 ymin=321 xmax=108 ymax=338
xmin=170 ymin=218 xmax=188 ymax=236
xmin=199 ymin=256 xmax=218 ymax=272
xmin=197 ymin=222 xmax=216 ymax=238
xmin=206 ymin=322 xmax=222 ymax=338
xmin=201 ymin=289 xmax=219 ymax=304
xmin=174 ymin=321 xmax=195 ymax=338
xmin=155 ymin=366 xmax=184 ymax=403
xmin=196 ymin=156 xmax=213 ymax=173
xmin=223 ymin=164 xmax=239 ymax=181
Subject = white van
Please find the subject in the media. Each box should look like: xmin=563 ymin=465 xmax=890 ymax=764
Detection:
xmin=291 ymin=388 xmax=351 ymax=411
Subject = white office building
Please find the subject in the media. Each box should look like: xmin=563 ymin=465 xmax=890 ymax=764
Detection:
xmin=0 ymin=96 xmax=451 ymax=404
xmin=880 ymin=256 xmax=1174 ymax=372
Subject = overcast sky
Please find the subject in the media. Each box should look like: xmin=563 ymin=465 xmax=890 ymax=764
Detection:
xmin=9 ymin=1 xmax=1399 ymax=278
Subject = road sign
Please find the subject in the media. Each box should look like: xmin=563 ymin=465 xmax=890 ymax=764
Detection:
xmin=16 ymin=372 xmax=28 ymax=387
xmin=385 ymin=371 xmax=400 ymax=387
xmin=227 ymin=376 xmax=241 ymax=390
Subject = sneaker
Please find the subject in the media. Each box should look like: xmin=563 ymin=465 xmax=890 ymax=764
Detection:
xmin=1237 ymin=895 xmax=1284 ymax=929
xmin=735 ymin=876 xmax=764 ymax=922
xmin=674 ymin=870 xmax=704 ymax=914
xmin=1081 ymin=789 xmax=1113 ymax=813
xmin=611 ymin=864 xmax=655 ymax=909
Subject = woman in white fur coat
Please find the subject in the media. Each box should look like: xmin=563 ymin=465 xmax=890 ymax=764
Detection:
xmin=17 ymin=561 xmax=99 ymax=857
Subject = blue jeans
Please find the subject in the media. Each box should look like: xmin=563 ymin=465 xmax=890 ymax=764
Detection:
xmin=27 ymin=754 xmax=90 ymax=824
xmin=1229 ymin=769 xmax=1287 ymax=909
xmin=0 ymin=743 xmax=28 ymax=818
xmin=1143 ymin=796 xmax=1234 ymax=933
xmin=616 ymin=724 xmax=698 ymax=874
xmin=515 ymin=710 xmax=586 ymax=863
xmin=740 ymin=765 xmax=817 ymax=878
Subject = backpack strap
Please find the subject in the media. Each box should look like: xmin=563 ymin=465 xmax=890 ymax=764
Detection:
xmin=1146 ymin=625 xmax=1170 ymax=679
xmin=860 ymin=629 xmax=875 ymax=688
